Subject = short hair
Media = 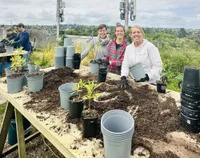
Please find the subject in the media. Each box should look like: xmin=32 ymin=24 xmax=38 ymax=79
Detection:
xmin=98 ymin=24 xmax=107 ymax=30
xmin=17 ymin=23 xmax=25 ymax=28
xmin=6 ymin=27 xmax=13 ymax=32
xmin=131 ymin=25 xmax=145 ymax=37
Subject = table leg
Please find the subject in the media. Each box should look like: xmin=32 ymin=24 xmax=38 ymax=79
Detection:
xmin=15 ymin=109 xmax=27 ymax=158
xmin=0 ymin=102 xmax=14 ymax=156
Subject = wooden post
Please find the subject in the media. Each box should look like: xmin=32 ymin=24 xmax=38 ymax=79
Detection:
xmin=15 ymin=109 xmax=27 ymax=158
xmin=0 ymin=102 xmax=14 ymax=156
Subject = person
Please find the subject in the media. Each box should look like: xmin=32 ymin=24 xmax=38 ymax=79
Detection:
xmin=101 ymin=24 xmax=128 ymax=75
xmin=81 ymin=24 xmax=110 ymax=60
xmin=119 ymin=25 xmax=162 ymax=89
xmin=12 ymin=23 xmax=31 ymax=54
xmin=6 ymin=27 xmax=18 ymax=41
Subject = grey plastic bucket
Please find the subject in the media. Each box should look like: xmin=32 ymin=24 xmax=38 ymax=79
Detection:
xmin=5 ymin=46 xmax=14 ymax=53
xmin=129 ymin=63 xmax=145 ymax=81
xmin=101 ymin=109 xmax=134 ymax=158
xmin=89 ymin=61 xmax=99 ymax=74
xmin=65 ymin=58 xmax=73 ymax=68
xmin=27 ymin=73 xmax=44 ymax=92
xmin=7 ymin=74 xmax=24 ymax=94
xmin=58 ymin=83 xmax=76 ymax=110
xmin=64 ymin=38 xmax=72 ymax=47
xmin=55 ymin=57 xmax=65 ymax=68
xmin=5 ymin=68 xmax=14 ymax=77
xmin=28 ymin=64 xmax=40 ymax=74
xmin=55 ymin=46 xmax=65 ymax=57
xmin=66 ymin=46 xmax=75 ymax=58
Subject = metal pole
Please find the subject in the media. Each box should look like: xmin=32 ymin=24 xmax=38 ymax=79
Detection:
xmin=125 ymin=0 xmax=129 ymax=31
xmin=56 ymin=0 xmax=61 ymax=40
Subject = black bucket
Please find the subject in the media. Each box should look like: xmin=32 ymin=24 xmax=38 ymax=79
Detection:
xmin=82 ymin=115 xmax=98 ymax=138
xmin=182 ymin=66 xmax=200 ymax=89
xmin=157 ymin=83 xmax=166 ymax=93
xmin=69 ymin=96 xmax=84 ymax=118
xmin=180 ymin=112 xmax=200 ymax=126
xmin=181 ymin=97 xmax=200 ymax=110
xmin=73 ymin=53 xmax=81 ymax=69
xmin=98 ymin=68 xmax=107 ymax=82
xmin=181 ymin=105 xmax=200 ymax=118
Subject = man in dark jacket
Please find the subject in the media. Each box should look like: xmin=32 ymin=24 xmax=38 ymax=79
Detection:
xmin=12 ymin=23 xmax=31 ymax=53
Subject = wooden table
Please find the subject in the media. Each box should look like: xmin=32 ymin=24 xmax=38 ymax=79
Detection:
xmin=0 ymin=66 xmax=199 ymax=158
xmin=0 ymin=50 xmax=27 ymax=58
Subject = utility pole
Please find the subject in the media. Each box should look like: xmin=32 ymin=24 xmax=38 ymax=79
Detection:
xmin=56 ymin=0 xmax=61 ymax=40
xmin=125 ymin=0 xmax=129 ymax=31
xmin=119 ymin=0 xmax=136 ymax=31
xmin=56 ymin=0 xmax=65 ymax=40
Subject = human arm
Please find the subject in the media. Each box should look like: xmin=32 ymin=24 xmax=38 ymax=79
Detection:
xmin=81 ymin=38 xmax=94 ymax=60
xmin=12 ymin=32 xmax=28 ymax=47
xmin=146 ymin=44 xmax=162 ymax=81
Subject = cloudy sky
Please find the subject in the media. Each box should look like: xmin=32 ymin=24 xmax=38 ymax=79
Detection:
xmin=0 ymin=0 xmax=200 ymax=29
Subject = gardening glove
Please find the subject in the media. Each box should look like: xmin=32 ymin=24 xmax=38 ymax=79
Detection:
xmin=135 ymin=74 xmax=149 ymax=82
xmin=94 ymin=59 xmax=102 ymax=64
xmin=118 ymin=76 xmax=131 ymax=89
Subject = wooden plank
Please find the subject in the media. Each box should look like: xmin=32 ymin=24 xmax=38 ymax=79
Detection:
xmin=1 ymin=131 xmax=40 ymax=157
xmin=0 ymin=87 xmax=76 ymax=158
xmin=15 ymin=109 xmax=27 ymax=158
xmin=0 ymin=51 xmax=27 ymax=57
xmin=0 ymin=102 xmax=14 ymax=156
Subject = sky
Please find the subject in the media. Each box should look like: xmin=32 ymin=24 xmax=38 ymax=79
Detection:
xmin=0 ymin=0 xmax=200 ymax=29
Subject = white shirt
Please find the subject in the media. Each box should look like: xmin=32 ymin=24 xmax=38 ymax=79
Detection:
xmin=121 ymin=39 xmax=162 ymax=83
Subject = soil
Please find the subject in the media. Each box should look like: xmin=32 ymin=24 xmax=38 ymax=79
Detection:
xmin=24 ymin=68 xmax=200 ymax=157
xmin=27 ymin=72 xmax=43 ymax=78
xmin=7 ymin=73 xmax=24 ymax=79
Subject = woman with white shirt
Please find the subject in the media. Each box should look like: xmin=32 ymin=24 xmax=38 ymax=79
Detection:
xmin=119 ymin=26 xmax=162 ymax=89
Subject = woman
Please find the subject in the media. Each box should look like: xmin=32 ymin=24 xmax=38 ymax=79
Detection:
xmin=119 ymin=26 xmax=162 ymax=89
xmin=81 ymin=24 xmax=110 ymax=60
xmin=101 ymin=24 xmax=128 ymax=75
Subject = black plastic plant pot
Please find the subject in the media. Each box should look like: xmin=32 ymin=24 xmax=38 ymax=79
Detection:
xmin=181 ymin=97 xmax=200 ymax=110
xmin=181 ymin=90 xmax=200 ymax=101
xmin=69 ymin=96 xmax=84 ymax=118
xmin=98 ymin=69 xmax=107 ymax=82
xmin=181 ymin=105 xmax=200 ymax=118
xmin=180 ymin=112 xmax=200 ymax=126
xmin=157 ymin=83 xmax=166 ymax=93
xmin=82 ymin=113 xmax=98 ymax=138
xmin=180 ymin=117 xmax=200 ymax=133
xmin=73 ymin=59 xmax=81 ymax=69
xmin=73 ymin=53 xmax=81 ymax=60
xmin=182 ymin=66 xmax=200 ymax=89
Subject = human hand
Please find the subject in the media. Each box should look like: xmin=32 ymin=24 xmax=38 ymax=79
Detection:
xmin=135 ymin=74 xmax=149 ymax=82
xmin=118 ymin=76 xmax=131 ymax=89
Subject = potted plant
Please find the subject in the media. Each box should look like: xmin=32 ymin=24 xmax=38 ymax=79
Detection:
xmin=28 ymin=54 xmax=40 ymax=74
xmin=82 ymin=80 xmax=102 ymax=138
xmin=156 ymin=76 xmax=167 ymax=93
xmin=6 ymin=47 xmax=26 ymax=93
xmin=69 ymin=79 xmax=85 ymax=118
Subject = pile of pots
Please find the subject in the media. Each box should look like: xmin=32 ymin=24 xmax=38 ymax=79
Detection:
xmin=180 ymin=66 xmax=200 ymax=133
xmin=54 ymin=38 xmax=81 ymax=69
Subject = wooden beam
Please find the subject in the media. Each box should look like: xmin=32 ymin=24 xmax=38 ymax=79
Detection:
xmin=0 ymin=102 xmax=14 ymax=156
xmin=15 ymin=109 xmax=27 ymax=158
xmin=1 ymin=131 xmax=40 ymax=157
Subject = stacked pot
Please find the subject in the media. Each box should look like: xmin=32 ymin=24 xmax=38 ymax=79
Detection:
xmin=180 ymin=66 xmax=200 ymax=133
xmin=55 ymin=38 xmax=79 ymax=69
xmin=55 ymin=46 xmax=65 ymax=69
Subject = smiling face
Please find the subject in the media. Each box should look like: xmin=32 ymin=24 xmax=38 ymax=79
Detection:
xmin=98 ymin=27 xmax=107 ymax=39
xmin=131 ymin=27 xmax=144 ymax=45
xmin=115 ymin=26 xmax=125 ymax=40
